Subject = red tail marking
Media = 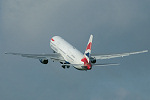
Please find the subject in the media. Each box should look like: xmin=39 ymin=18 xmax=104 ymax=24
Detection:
xmin=86 ymin=42 xmax=92 ymax=51
xmin=85 ymin=63 xmax=92 ymax=70
xmin=81 ymin=57 xmax=88 ymax=64
xmin=81 ymin=57 xmax=92 ymax=70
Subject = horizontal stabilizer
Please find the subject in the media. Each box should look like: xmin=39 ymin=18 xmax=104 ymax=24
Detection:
xmin=92 ymin=63 xmax=119 ymax=66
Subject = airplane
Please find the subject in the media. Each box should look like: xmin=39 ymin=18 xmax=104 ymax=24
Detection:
xmin=5 ymin=35 xmax=148 ymax=71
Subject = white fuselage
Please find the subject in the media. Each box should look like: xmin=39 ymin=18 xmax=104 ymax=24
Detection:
xmin=50 ymin=36 xmax=84 ymax=70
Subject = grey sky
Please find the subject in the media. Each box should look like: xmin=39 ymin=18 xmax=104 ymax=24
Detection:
xmin=1 ymin=0 xmax=150 ymax=100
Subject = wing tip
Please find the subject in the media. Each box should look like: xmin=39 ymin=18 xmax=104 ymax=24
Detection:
xmin=144 ymin=50 xmax=148 ymax=52
xmin=5 ymin=52 xmax=8 ymax=54
xmin=4 ymin=52 xmax=14 ymax=54
xmin=139 ymin=50 xmax=148 ymax=53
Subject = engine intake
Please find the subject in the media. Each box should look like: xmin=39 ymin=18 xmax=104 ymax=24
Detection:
xmin=39 ymin=59 xmax=48 ymax=64
xmin=90 ymin=57 xmax=96 ymax=64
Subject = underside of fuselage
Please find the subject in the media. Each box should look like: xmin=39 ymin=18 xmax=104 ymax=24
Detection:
xmin=60 ymin=61 xmax=91 ymax=70
xmin=74 ymin=66 xmax=92 ymax=71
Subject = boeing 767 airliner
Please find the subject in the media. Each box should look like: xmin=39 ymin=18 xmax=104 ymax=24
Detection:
xmin=5 ymin=35 xmax=148 ymax=70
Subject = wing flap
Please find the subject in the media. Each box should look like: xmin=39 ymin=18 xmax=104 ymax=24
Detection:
xmin=5 ymin=52 xmax=65 ymax=61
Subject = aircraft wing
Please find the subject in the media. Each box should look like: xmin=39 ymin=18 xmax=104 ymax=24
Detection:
xmin=91 ymin=50 xmax=148 ymax=60
xmin=5 ymin=52 xmax=65 ymax=61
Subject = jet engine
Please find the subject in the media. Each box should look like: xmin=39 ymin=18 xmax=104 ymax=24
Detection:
xmin=90 ymin=57 xmax=96 ymax=64
xmin=39 ymin=59 xmax=48 ymax=64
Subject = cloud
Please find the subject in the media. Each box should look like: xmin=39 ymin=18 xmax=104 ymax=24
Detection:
xmin=116 ymin=88 xmax=129 ymax=100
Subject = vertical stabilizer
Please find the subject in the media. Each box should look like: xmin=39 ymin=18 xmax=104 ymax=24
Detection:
xmin=82 ymin=35 xmax=93 ymax=63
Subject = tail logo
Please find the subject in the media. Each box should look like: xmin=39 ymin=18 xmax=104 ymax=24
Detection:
xmin=86 ymin=42 xmax=92 ymax=51
xmin=86 ymin=53 xmax=90 ymax=58
xmin=81 ymin=35 xmax=93 ymax=70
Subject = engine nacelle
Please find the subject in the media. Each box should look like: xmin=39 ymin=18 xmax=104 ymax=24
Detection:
xmin=90 ymin=57 xmax=96 ymax=64
xmin=39 ymin=59 xmax=48 ymax=64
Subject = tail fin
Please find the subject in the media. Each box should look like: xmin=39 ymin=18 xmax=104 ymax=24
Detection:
xmin=82 ymin=35 xmax=93 ymax=63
